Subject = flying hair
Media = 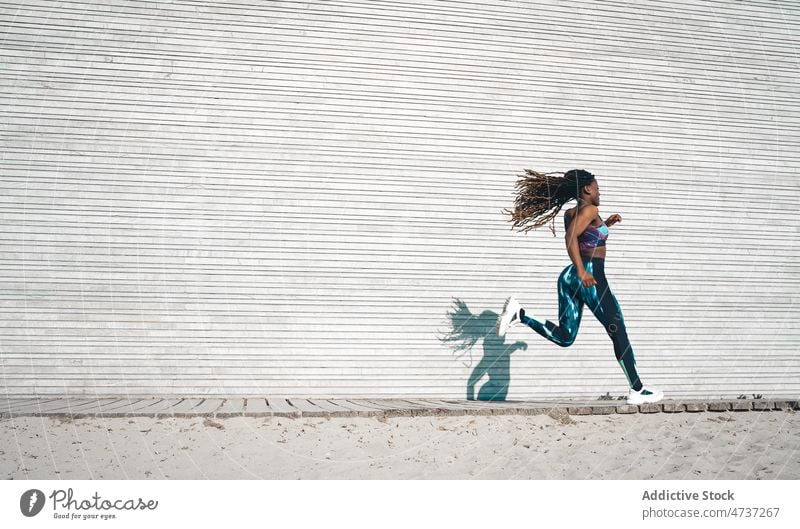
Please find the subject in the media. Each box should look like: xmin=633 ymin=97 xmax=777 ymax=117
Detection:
xmin=502 ymin=168 xmax=596 ymax=235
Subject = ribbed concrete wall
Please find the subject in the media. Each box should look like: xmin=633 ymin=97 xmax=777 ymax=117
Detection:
xmin=1 ymin=0 xmax=798 ymax=398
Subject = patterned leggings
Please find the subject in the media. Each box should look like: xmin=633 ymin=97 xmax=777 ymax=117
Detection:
xmin=520 ymin=257 xmax=643 ymax=391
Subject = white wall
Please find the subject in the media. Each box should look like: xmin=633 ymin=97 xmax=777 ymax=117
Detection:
xmin=1 ymin=0 xmax=798 ymax=399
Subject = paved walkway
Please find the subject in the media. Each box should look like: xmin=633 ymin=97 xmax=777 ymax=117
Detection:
xmin=1 ymin=397 xmax=796 ymax=418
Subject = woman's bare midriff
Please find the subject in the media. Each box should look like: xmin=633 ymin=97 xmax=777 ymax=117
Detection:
xmin=580 ymin=247 xmax=606 ymax=260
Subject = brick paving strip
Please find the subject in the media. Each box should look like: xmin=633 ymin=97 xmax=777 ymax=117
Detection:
xmin=0 ymin=398 xmax=797 ymax=419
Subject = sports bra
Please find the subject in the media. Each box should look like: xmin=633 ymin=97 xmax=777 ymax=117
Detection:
xmin=564 ymin=209 xmax=609 ymax=251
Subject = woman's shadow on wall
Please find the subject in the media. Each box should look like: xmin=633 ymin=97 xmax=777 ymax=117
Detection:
xmin=437 ymin=298 xmax=527 ymax=401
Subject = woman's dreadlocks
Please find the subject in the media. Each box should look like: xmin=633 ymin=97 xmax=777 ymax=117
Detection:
xmin=503 ymin=168 xmax=596 ymax=235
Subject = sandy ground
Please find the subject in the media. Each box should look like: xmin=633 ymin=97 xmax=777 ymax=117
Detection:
xmin=1 ymin=409 xmax=797 ymax=479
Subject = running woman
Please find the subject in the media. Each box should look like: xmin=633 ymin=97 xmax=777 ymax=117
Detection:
xmin=495 ymin=168 xmax=664 ymax=405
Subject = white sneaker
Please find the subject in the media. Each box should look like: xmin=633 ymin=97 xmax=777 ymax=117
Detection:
xmin=496 ymin=296 xmax=523 ymax=337
xmin=627 ymin=385 xmax=664 ymax=405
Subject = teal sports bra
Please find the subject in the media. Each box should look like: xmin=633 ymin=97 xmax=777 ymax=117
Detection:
xmin=564 ymin=210 xmax=609 ymax=251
